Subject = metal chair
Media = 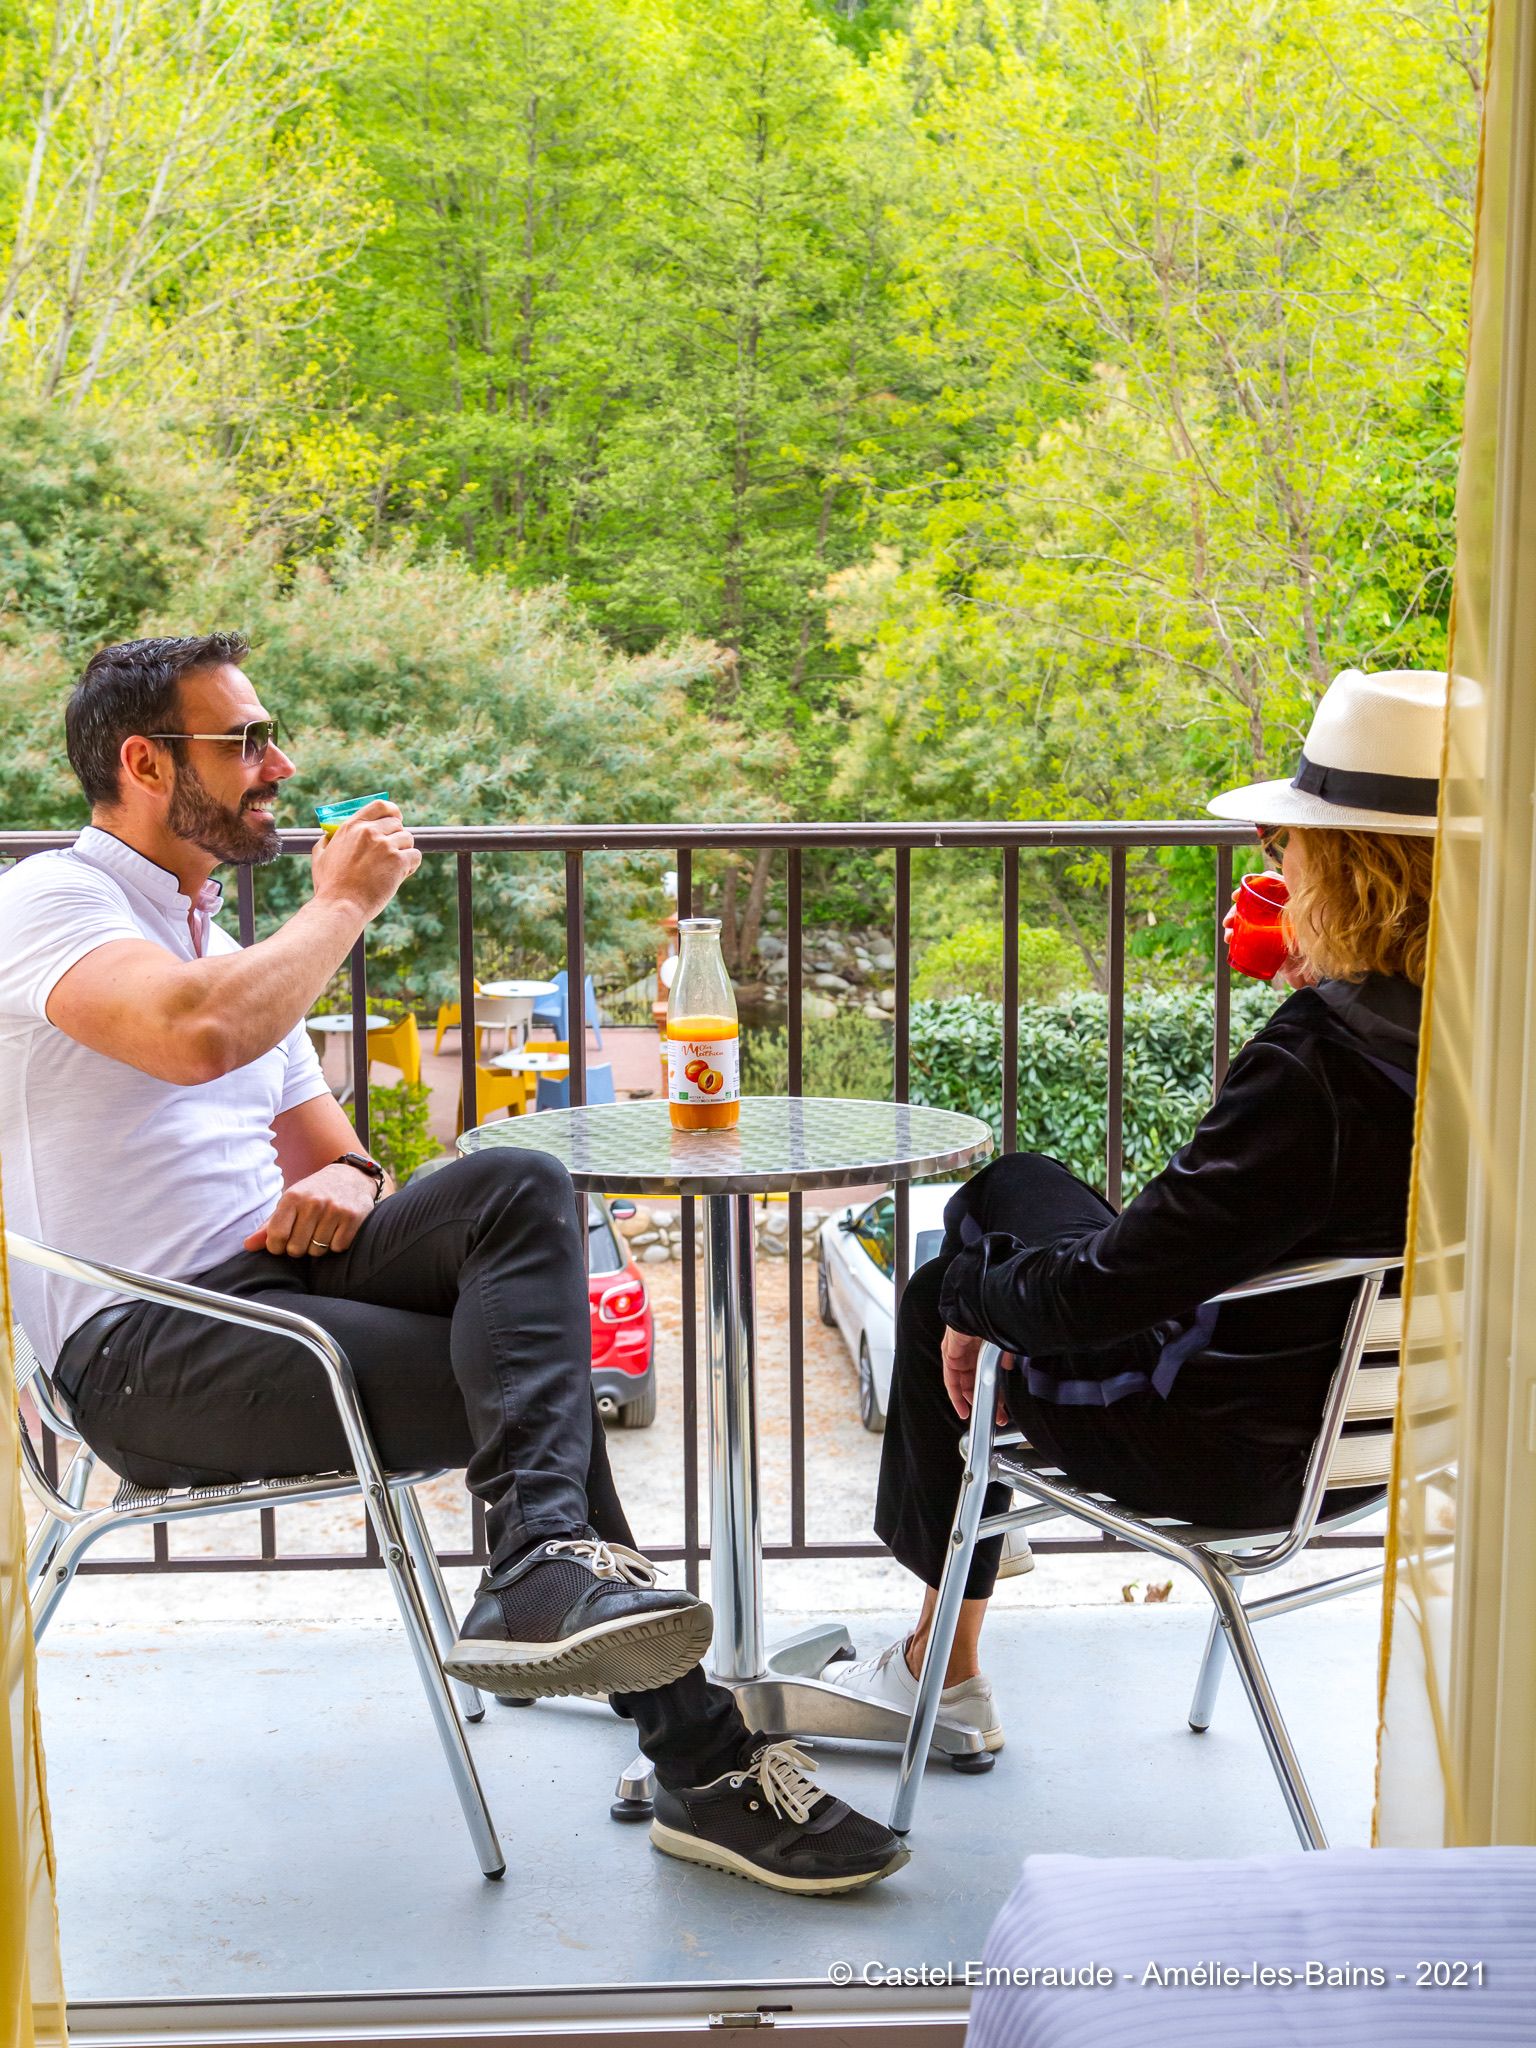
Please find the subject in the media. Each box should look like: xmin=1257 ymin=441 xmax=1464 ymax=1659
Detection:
xmin=892 ymin=1252 xmax=1422 ymax=1850
xmin=535 ymin=1060 xmax=616 ymax=1111
xmin=9 ymin=1230 xmax=506 ymax=1879
xmin=532 ymin=970 xmax=603 ymax=1049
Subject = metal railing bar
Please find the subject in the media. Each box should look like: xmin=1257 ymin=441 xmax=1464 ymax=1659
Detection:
xmin=13 ymin=817 xmax=1314 ymax=1583
xmin=893 ymin=848 xmax=912 ymax=1307
xmin=787 ymin=848 xmax=806 ymax=1552
xmin=0 ymin=821 xmax=1261 ymax=857
xmin=349 ymin=935 xmax=371 ymax=1154
xmin=70 ymin=1528 xmax=1383 ymax=1575
xmin=676 ymin=848 xmax=701 ymax=1595
xmin=1105 ymin=849 xmax=1126 ymax=1207
xmin=565 ymin=850 xmax=586 ymax=1107
xmin=1002 ymin=848 xmax=1019 ymax=1153
xmin=787 ymin=848 xmax=803 ymax=1091
xmin=1214 ymin=843 xmax=1234 ymax=1094
xmin=457 ymin=853 xmax=477 ymax=1134
xmin=236 ymin=866 xmax=255 ymax=948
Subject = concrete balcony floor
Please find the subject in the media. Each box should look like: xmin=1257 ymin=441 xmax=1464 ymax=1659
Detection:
xmin=39 ymin=1555 xmax=1381 ymax=2016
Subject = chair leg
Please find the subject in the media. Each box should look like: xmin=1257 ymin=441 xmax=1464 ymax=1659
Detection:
xmin=26 ymin=1446 xmax=97 ymax=1598
xmin=396 ymin=1485 xmax=485 ymax=1722
xmin=1197 ymin=1563 xmax=1328 ymax=1850
xmin=368 ymin=1482 xmax=506 ymax=1878
xmin=28 ymin=1513 xmax=109 ymax=1645
xmin=1187 ymin=1608 xmax=1227 ymax=1732
xmin=888 ymin=1359 xmax=999 ymax=1836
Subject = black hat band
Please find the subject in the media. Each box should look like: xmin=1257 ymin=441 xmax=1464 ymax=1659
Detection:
xmin=1292 ymin=753 xmax=1439 ymax=818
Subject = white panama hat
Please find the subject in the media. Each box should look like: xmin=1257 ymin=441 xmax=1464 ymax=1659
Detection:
xmin=1207 ymin=668 xmax=1449 ymax=837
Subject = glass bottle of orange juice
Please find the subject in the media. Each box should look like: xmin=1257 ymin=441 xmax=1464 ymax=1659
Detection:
xmin=666 ymin=918 xmax=739 ymax=1130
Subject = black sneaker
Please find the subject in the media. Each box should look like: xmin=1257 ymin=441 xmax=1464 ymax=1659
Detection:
xmin=443 ymin=1536 xmax=713 ymax=1699
xmin=650 ymin=1737 xmax=910 ymax=1895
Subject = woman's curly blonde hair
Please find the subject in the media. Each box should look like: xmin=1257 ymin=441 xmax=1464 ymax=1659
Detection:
xmin=1284 ymin=829 xmax=1436 ymax=987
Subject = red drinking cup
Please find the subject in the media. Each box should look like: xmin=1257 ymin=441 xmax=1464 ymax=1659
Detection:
xmin=1227 ymin=872 xmax=1291 ymax=981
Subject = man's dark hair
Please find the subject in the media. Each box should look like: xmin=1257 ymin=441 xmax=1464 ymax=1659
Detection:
xmin=65 ymin=633 xmax=250 ymax=807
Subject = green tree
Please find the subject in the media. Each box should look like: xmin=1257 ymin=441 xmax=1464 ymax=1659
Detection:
xmin=839 ymin=0 xmax=1478 ymax=821
xmin=331 ymin=0 xmax=652 ymax=570
xmin=0 ymin=0 xmax=378 ymax=426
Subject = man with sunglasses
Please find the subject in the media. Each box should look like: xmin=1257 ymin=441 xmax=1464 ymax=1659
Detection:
xmin=0 ymin=633 xmax=908 ymax=1895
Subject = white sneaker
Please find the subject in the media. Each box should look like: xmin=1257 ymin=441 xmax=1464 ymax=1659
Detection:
xmin=997 ymin=1527 xmax=1035 ymax=1579
xmin=821 ymin=1637 xmax=1005 ymax=1752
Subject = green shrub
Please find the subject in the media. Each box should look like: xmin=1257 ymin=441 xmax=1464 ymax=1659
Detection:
xmin=913 ymin=921 xmax=1086 ymax=1005
xmin=742 ymin=1013 xmax=893 ymax=1099
xmin=910 ymin=986 xmax=1281 ymax=1198
xmin=366 ymin=1079 xmax=441 ymax=1184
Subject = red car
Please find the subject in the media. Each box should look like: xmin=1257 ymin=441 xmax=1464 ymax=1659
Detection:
xmin=587 ymin=1197 xmax=656 ymax=1427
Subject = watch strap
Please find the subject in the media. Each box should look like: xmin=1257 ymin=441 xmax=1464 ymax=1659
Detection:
xmin=337 ymin=1152 xmax=385 ymax=1203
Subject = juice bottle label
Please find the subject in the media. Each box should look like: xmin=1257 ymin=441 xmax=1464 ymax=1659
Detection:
xmin=668 ymin=1035 xmax=740 ymax=1107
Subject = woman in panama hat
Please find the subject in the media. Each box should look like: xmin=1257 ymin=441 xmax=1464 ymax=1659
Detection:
xmin=824 ymin=669 xmax=1446 ymax=1751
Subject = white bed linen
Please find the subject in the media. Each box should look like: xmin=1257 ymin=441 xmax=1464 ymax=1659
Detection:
xmin=968 ymin=1848 xmax=1536 ymax=2048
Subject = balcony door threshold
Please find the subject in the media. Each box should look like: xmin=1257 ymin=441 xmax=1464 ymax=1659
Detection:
xmin=65 ymin=1981 xmax=968 ymax=2048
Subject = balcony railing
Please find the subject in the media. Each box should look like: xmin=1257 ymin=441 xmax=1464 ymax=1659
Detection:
xmin=4 ymin=819 xmax=1379 ymax=1581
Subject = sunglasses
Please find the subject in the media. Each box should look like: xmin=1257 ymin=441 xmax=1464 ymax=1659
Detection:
xmin=1256 ymin=824 xmax=1289 ymax=865
xmin=146 ymin=715 xmax=287 ymax=766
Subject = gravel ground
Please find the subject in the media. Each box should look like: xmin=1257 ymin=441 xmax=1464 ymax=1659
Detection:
xmin=602 ymin=1252 xmax=883 ymax=1550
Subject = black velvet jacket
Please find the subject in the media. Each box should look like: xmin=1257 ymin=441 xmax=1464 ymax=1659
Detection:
xmin=938 ymin=977 xmax=1419 ymax=1438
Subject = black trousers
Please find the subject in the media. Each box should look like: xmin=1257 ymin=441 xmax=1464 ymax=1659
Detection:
xmin=874 ymin=1151 xmax=1329 ymax=1602
xmin=56 ymin=1149 xmax=747 ymax=1790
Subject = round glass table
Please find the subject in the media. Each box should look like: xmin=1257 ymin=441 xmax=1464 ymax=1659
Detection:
xmin=458 ymin=1096 xmax=993 ymax=1778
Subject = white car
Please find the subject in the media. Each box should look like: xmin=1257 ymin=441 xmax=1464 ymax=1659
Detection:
xmin=816 ymin=1184 xmax=962 ymax=1432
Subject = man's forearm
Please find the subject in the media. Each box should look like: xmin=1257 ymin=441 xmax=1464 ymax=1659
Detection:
xmin=182 ymin=893 xmax=370 ymax=1075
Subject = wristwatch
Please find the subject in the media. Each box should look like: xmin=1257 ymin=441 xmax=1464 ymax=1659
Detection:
xmin=336 ymin=1152 xmax=386 ymax=1203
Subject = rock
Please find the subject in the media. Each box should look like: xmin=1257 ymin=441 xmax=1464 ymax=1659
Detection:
xmin=802 ymin=992 xmax=838 ymax=1022
xmin=812 ymin=972 xmax=851 ymax=994
xmin=615 ymin=1205 xmax=653 ymax=1238
xmin=756 ymin=1231 xmax=789 ymax=1257
xmin=862 ymin=1001 xmax=888 ymax=1021
xmin=628 ymin=1229 xmax=661 ymax=1250
xmin=641 ymin=1243 xmax=672 ymax=1265
xmin=871 ymin=947 xmax=896 ymax=972
xmin=877 ymin=987 xmax=896 ymax=1012
xmin=761 ymin=1207 xmax=790 ymax=1237
xmin=758 ymin=933 xmax=787 ymax=960
xmin=763 ymin=956 xmax=788 ymax=980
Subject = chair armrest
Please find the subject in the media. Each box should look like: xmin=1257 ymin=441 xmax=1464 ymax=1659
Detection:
xmin=1209 ymin=1252 xmax=1403 ymax=1305
xmin=6 ymin=1229 xmax=350 ymax=1372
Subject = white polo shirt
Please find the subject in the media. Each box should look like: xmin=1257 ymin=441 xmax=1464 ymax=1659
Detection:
xmin=0 ymin=827 xmax=331 ymax=1368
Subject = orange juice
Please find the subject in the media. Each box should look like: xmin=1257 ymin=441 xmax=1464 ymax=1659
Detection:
xmin=667 ymin=1013 xmax=740 ymax=1129
xmin=666 ymin=917 xmax=740 ymax=1129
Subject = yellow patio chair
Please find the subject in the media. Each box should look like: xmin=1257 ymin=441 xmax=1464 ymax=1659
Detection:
xmin=434 ymin=981 xmax=482 ymax=1055
xmin=366 ymin=1013 xmax=422 ymax=1087
xmin=454 ymin=1063 xmax=534 ymax=1136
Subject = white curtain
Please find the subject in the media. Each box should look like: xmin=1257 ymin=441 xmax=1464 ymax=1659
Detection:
xmin=1377 ymin=0 xmax=1536 ymax=1849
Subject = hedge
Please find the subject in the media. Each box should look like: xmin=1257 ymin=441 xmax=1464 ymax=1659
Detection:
xmin=910 ymin=986 xmax=1282 ymax=1199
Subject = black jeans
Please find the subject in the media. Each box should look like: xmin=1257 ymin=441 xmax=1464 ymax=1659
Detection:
xmin=874 ymin=1151 xmax=1332 ymax=1602
xmin=56 ymin=1149 xmax=747 ymax=1790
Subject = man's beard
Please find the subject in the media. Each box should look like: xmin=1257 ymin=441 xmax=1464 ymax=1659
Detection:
xmin=167 ymin=756 xmax=281 ymax=867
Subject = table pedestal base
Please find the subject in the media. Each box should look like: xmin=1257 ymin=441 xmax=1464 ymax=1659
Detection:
xmin=608 ymin=1621 xmax=993 ymax=1817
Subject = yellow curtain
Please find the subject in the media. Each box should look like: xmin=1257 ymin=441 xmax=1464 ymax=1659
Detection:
xmin=1 ymin=1173 xmax=67 ymax=2046
xmin=1377 ymin=0 xmax=1536 ymax=1847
